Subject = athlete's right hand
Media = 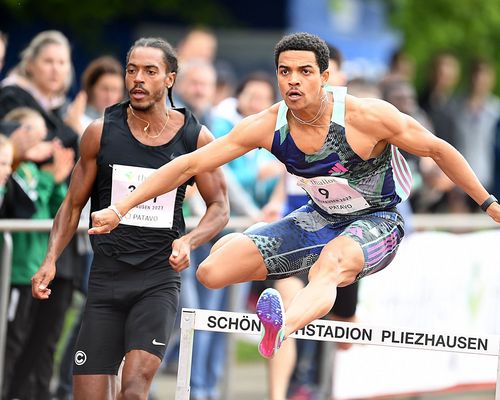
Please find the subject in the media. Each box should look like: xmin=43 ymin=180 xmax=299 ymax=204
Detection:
xmin=88 ymin=208 xmax=120 ymax=235
xmin=31 ymin=263 xmax=55 ymax=299
xmin=169 ymin=236 xmax=192 ymax=272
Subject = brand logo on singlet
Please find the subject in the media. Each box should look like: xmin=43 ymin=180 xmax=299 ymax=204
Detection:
xmin=74 ymin=350 xmax=87 ymax=365
xmin=152 ymin=339 xmax=166 ymax=346
xmin=328 ymin=162 xmax=348 ymax=174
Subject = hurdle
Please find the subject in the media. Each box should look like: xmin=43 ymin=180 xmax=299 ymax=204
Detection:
xmin=175 ymin=308 xmax=500 ymax=400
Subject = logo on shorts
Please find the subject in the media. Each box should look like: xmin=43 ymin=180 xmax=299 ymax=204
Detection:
xmin=74 ymin=350 xmax=87 ymax=366
xmin=152 ymin=339 xmax=166 ymax=346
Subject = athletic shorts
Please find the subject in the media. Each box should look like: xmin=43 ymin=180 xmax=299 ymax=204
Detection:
xmin=73 ymin=254 xmax=180 ymax=375
xmin=245 ymin=203 xmax=404 ymax=282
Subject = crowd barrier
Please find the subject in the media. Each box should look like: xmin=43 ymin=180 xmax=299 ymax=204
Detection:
xmin=0 ymin=214 xmax=498 ymax=396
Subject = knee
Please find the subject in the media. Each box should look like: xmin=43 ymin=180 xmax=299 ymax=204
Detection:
xmin=196 ymin=259 xmax=224 ymax=290
xmin=120 ymin=371 xmax=154 ymax=400
xmin=119 ymin=384 xmax=145 ymax=400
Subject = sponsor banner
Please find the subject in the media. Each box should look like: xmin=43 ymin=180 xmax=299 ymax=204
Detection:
xmin=185 ymin=308 xmax=498 ymax=356
xmin=333 ymin=230 xmax=500 ymax=398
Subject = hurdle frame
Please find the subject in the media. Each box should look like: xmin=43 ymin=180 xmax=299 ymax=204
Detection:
xmin=175 ymin=308 xmax=500 ymax=400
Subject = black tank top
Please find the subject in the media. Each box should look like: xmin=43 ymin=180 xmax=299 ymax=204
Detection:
xmin=90 ymin=101 xmax=201 ymax=267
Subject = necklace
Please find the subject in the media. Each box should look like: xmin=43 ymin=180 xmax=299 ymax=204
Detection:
xmin=128 ymin=104 xmax=170 ymax=138
xmin=289 ymin=92 xmax=330 ymax=127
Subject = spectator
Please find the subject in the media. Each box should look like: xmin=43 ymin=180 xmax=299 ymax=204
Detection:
xmin=0 ymin=134 xmax=13 ymax=210
xmin=449 ymin=58 xmax=500 ymax=211
xmin=176 ymin=27 xmax=218 ymax=65
xmin=419 ymin=51 xmax=461 ymax=146
xmin=0 ymin=31 xmax=7 ymax=76
xmin=1 ymin=106 xmax=74 ymax=400
xmin=0 ymin=30 xmax=80 ymax=153
xmin=213 ymin=61 xmax=237 ymax=107
xmin=0 ymin=119 xmax=46 ymax=219
xmin=173 ymin=59 xmax=217 ymax=127
xmin=79 ymin=55 xmax=124 ymax=130
xmin=380 ymin=46 xmax=416 ymax=86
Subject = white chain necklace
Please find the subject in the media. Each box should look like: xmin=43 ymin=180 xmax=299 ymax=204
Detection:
xmin=289 ymin=92 xmax=329 ymax=127
xmin=128 ymin=104 xmax=170 ymax=139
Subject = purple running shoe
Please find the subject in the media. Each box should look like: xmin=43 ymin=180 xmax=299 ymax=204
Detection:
xmin=256 ymin=288 xmax=286 ymax=358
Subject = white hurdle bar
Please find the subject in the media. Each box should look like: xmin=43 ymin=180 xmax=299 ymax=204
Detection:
xmin=175 ymin=308 xmax=500 ymax=400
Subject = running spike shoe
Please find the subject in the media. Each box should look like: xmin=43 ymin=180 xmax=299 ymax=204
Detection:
xmin=256 ymin=288 xmax=286 ymax=358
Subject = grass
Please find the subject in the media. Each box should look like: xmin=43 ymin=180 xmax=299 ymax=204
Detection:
xmin=235 ymin=339 xmax=263 ymax=363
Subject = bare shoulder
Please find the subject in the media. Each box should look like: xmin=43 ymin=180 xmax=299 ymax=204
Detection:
xmin=345 ymin=95 xmax=404 ymax=139
xmin=197 ymin=125 xmax=216 ymax=148
xmin=346 ymin=95 xmax=398 ymax=121
xmin=79 ymin=118 xmax=103 ymax=159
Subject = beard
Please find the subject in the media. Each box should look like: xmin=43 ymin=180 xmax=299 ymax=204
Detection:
xmin=129 ymin=87 xmax=166 ymax=111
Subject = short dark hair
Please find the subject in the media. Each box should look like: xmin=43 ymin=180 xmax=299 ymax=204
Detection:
xmin=126 ymin=37 xmax=178 ymax=107
xmin=327 ymin=43 xmax=342 ymax=69
xmin=274 ymin=32 xmax=330 ymax=73
xmin=81 ymin=56 xmax=123 ymax=102
xmin=235 ymin=71 xmax=277 ymax=102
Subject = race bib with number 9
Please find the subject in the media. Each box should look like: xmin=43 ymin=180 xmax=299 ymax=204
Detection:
xmin=296 ymin=175 xmax=370 ymax=214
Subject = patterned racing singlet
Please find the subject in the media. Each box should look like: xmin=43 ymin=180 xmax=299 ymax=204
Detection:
xmin=270 ymin=86 xmax=412 ymax=216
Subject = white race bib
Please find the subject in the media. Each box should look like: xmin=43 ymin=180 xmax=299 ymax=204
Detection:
xmin=296 ymin=175 xmax=370 ymax=214
xmin=110 ymin=164 xmax=177 ymax=228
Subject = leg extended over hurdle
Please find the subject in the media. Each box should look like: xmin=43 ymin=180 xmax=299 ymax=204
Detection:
xmin=175 ymin=308 xmax=500 ymax=400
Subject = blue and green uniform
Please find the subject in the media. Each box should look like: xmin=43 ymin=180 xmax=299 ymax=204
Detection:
xmin=246 ymin=86 xmax=412 ymax=280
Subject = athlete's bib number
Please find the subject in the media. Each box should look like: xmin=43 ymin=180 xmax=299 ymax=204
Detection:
xmin=110 ymin=164 xmax=177 ymax=228
xmin=296 ymin=175 xmax=370 ymax=214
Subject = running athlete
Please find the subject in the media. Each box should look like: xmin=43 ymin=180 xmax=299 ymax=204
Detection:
xmin=31 ymin=38 xmax=228 ymax=399
xmin=86 ymin=32 xmax=500 ymax=362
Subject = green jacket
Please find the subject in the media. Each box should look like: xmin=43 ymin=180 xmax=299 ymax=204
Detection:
xmin=10 ymin=162 xmax=67 ymax=285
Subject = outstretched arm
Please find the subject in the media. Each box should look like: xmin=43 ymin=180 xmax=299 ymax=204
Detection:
xmin=89 ymin=112 xmax=270 ymax=234
xmin=365 ymin=98 xmax=500 ymax=220
xmin=168 ymin=127 xmax=229 ymax=271
xmin=32 ymin=120 xmax=101 ymax=299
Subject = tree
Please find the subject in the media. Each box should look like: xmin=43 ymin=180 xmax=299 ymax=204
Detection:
xmin=389 ymin=0 xmax=500 ymax=94
xmin=2 ymin=0 xmax=236 ymax=45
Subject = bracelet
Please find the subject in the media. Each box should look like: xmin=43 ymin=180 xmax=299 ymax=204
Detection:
xmin=107 ymin=204 xmax=123 ymax=221
xmin=479 ymin=194 xmax=498 ymax=212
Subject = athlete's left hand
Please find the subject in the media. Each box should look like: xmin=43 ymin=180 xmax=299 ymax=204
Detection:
xmin=486 ymin=202 xmax=500 ymax=223
xmin=169 ymin=237 xmax=191 ymax=272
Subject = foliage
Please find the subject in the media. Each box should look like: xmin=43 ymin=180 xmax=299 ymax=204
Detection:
xmin=2 ymin=0 xmax=237 ymax=38
xmin=388 ymin=0 xmax=500 ymax=93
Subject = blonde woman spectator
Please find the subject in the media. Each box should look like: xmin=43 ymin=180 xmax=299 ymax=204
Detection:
xmin=0 ymin=30 xmax=81 ymax=153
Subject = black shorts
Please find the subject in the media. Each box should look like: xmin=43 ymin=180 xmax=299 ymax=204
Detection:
xmin=73 ymin=254 xmax=180 ymax=375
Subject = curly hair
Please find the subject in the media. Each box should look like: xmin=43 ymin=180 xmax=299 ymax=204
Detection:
xmin=274 ymin=32 xmax=330 ymax=73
